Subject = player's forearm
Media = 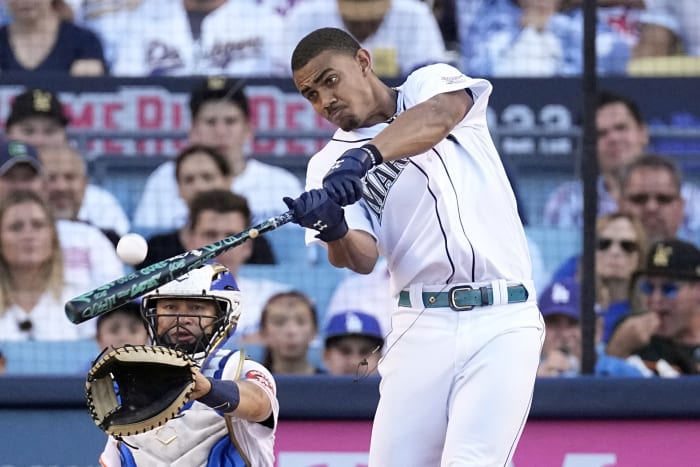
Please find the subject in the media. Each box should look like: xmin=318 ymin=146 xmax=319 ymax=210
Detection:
xmin=370 ymin=90 xmax=471 ymax=161
xmin=327 ymin=229 xmax=378 ymax=274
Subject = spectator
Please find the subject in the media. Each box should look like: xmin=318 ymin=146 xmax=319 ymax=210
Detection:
xmin=0 ymin=140 xmax=124 ymax=292
xmin=132 ymin=77 xmax=302 ymax=229
xmin=0 ymin=349 xmax=5 ymax=374
xmin=537 ymin=278 xmax=585 ymax=377
xmin=138 ymin=145 xmax=235 ymax=265
xmin=259 ymin=291 xmax=324 ymax=375
xmin=38 ymin=144 xmax=129 ymax=244
xmin=459 ymin=0 xmax=580 ymax=77
xmin=0 ymin=0 xmax=105 ymax=75
xmin=86 ymin=0 xmax=285 ymax=76
xmin=605 ymin=239 xmax=700 ymax=376
xmin=537 ymin=277 xmax=643 ymax=377
xmin=618 ymin=154 xmax=694 ymax=244
xmin=322 ymin=310 xmax=384 ymax=376
xmin=94 ymin=301 xmax=148 ymax=352
xmin=544 ymin=91 xmax=700 ymax=242
xmin=144 ymin=189 xmax=290 ymax=341
xmin=632 ymin=0 xmax=699 ymax=58
xmin=0 ymin=190 xmax=94 ymax=341
xmin=283 ymin=0 xmax=447 ymax=78
xmin=5 ymin=88 xmax=131 ymax=237
xmin=139 ymin=148 xmax=275 ymax=266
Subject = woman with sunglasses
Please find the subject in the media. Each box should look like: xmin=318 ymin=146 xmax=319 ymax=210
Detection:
xmin=595 ymin=212 xmax=647 ymax=342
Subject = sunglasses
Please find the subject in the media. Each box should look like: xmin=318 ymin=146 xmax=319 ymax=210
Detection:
xmin=626 ymin=193 xmax=678 ymax=206
xmin=639 ymin=280 xmax=681 ymax=298
xmin=596 ymin=238 xmax=639 ymax=254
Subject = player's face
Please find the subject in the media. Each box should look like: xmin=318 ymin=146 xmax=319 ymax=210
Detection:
xmin=189 ymin=102 xmax=252 ymax=166
xmin=0 ymin=200 xmax=54 ymax=269
xmin=293 ymin=50 xmax=376 ymax=131
xmin=641 ymin=277 xmax=700 ymax=338
xmin=155 ymin=298 xmax=218 ymax=346
xmin=6 ymin=117 xmax=67 ymax=149
xmin=323 ymin=336 xmax=380 ymax=376
xmin=97 ymin=314 xmax=149 ymax=349
xmin=619 ymin=168 xmax=683 ymax=243
xmin=188 ymin=210 xmax=252 ymax=272
xmin=261 ymin=297 xmax=317 ymax=363
xmin=596 ymin=102 xmax=648 ymax=174
xmin=595 ymin=217 xmax=640 ymax=281
xmin=176 ymin=151 xmax=231 ymax=204
xmin=0 ymin=164 xmax=44 ymax=199
xmin=40 ymin=149 xmax=87 ymax=220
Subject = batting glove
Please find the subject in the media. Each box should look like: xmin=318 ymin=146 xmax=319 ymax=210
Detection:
xmin=323 ymin=144 xmax=383 ymax=206
xmin=284 ymin=189 xmax=348 ymax=242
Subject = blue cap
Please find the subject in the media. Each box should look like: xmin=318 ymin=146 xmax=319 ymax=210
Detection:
xmin=538 ymin=278 xmax=580 ymax=321
xmin=0 ymin=140 xmax=41 ymax=176
xmin=324 ymin=311 xmax=384 ymax=344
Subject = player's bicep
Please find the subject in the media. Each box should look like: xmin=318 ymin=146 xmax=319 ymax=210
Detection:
xmin=233 ymin=379 xmax=274 ymax=423
xmin=429 ymin=89 xmax=473 ymax=127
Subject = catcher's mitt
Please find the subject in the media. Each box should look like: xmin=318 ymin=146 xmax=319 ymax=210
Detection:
xmin=86 ymin=345 xmax=197 ymax=437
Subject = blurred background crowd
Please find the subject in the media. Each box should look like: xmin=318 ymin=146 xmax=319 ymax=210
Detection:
xmin=0 ymin=0 xmax=699 ymax=380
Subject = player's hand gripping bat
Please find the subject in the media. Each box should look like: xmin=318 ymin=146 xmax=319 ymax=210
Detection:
xmin=65 ymin=211 xmax=294 ymax=324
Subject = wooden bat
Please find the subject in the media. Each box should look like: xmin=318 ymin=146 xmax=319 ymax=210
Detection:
xmin=65 ymin=210 xmax=295 ymax=324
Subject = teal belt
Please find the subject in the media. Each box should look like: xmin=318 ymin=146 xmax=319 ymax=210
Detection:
xmin=398 ymin=284 xmax=529 ymax=311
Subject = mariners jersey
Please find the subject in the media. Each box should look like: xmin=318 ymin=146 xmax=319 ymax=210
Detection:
xmin=305 ymin=64 xmax=533 ymax=296
xmin=99 ymin=348 xmax=278 ymax=467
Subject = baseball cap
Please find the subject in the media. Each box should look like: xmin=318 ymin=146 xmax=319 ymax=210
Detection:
xmin=337 ymin=0 xmax=391 ymax=21
xmin=635 ymin=239 xmax=700 ymax=281
xmin=324 ymin=311 xmax=384 ymax=346
xmin=6 ymin=89 xmax=70 ymax=129
xmin=0 ymin=140 xmax=42 ymax=176
xmin=538 ymin=278 xmax=580 ymax=321
xmin=189 ymin=76 xmax=249 ymax=119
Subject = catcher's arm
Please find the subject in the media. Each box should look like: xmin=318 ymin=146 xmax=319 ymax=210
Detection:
xmin=192 ymin=370 xmax=273 ymax=423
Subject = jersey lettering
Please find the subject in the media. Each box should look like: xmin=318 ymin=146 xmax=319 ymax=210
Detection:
xmin=363 ymin=160 xmax=409 ymax=222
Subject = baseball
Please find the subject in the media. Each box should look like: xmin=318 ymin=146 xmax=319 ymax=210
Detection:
xmin=248 ymin=228 xmax=259 ymax=239
xmin=116 ymin=233 xmax=148 ymax=265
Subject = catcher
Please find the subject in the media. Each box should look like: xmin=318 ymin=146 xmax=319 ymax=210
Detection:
xmin=90 ymin=262 xmax=278 ymax=466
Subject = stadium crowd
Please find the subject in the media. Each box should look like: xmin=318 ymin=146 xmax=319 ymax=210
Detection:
xmin=0 ymin=0 xmax=699 ymax=378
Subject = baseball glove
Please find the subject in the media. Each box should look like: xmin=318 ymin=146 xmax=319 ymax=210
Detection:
xmin=85 ymin=344 xmax=198 ymax=437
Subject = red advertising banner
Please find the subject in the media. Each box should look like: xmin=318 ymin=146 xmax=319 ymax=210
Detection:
xmin=275 ymin=419 xmax=700 ymax=467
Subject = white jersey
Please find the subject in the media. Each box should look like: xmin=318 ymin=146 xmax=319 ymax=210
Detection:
xmin=87 ymin=0 xmax=286 ymax=76
xmin=132 ymin=158 xmax=302 ymax=229
xmin=99 ymin=348 xmax=278 ymax=467
xmin=0 ymin=283 xmax=95 ymax=341
xmin=79 ymin=184 xmax=130 ymax=236
xmin=57 ymin=219 xmax=125 ymax=292
xmin=282 ymin=0 xmax=446 ymax=77
xmin=305 ymin=64 xmax=532 ymax=297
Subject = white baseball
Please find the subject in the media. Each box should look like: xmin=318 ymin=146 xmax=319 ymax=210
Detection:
xmin=116 ymin=233 xmax=148 ymax=265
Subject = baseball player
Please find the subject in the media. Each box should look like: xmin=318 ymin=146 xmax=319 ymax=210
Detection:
xmin=98 ymin=263 xmax=279 ymax=466
xmin=283 ymin=27 xmax=544 ymax=466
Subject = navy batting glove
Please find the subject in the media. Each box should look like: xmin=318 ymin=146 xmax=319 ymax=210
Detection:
xmin=323 ymin=144 xmax=383 ymax=206
xmin=283 ymin=189 xmax=348 ymax=242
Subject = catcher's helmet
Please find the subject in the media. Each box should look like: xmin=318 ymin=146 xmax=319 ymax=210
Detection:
xmin=141 ymin=262 xmax=242 ymax=358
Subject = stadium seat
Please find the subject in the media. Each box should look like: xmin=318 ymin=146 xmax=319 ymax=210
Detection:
xmin=1 ymin=339 xmax=99 ymax=375
xmin=525 ymin=226 xmax=582 ymax=279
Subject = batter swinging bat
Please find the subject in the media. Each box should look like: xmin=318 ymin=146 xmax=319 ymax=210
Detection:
xmin=65 ymin=210 xmax=295 ymax=324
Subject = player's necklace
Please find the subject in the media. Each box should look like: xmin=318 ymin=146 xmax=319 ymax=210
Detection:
xmin=385 ymin=87 xmax=399 ymax=124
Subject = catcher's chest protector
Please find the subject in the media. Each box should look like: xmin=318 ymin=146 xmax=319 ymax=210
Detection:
xmin=117 ymin=348 xmax=250 ymax=466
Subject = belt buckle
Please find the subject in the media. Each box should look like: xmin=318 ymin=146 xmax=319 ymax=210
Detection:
xmin=448 ymin=285 xmax=474 ymax=311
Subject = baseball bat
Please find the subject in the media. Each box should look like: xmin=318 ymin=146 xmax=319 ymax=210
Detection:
xmin=65 ymin=210 xmax=295 ymax=324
